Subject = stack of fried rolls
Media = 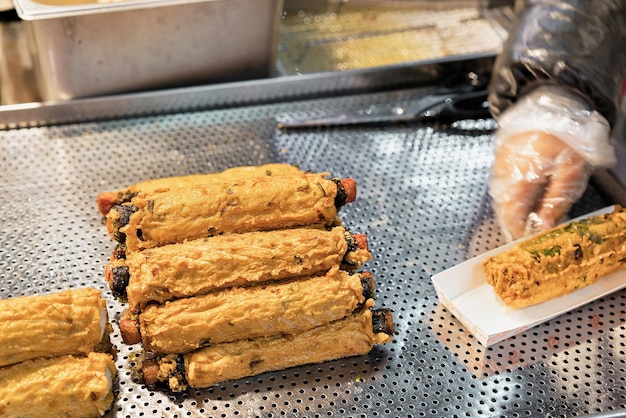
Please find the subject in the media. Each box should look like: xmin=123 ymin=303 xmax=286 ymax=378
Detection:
xmin=100 ymin=163 xmax=394 ymax=391
xmin=0 ymin=288 xmax=117 ymax=417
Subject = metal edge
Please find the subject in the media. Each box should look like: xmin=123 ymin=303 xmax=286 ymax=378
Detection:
xmin=0 ymin=53 xmax=496 ymax=129
xmin=13 ymin=0 xmax=218 ymax=20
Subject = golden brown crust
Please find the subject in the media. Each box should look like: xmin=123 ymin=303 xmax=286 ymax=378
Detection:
xmin=97 ymin=165 xmax=393 ymax=392
xmin=97 ymin=163 xmax=302 ymax=215
xmin=0 ymin=288 xmax=109 ymax=367
xmin=183 ymin=307 xmax=392 ymax=388
xmin=139 ymin=267 xmax=371 ymax=354
xmin=0 ymin=353 xmax=116 ymax=418
xmin=108 ymin=172 xmax=342 ymax=253
xmin=122 ymin=226 xmax=369 ymax=308
xmin=484 ymin=206 xmax=626 ymax=308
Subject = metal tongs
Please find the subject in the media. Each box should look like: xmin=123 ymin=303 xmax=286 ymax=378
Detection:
xmin=277 ymin=71 xmax=491 ymax=129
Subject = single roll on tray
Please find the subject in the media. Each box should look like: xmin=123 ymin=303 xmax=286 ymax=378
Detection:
xmin=483 ymin=206 xmax=626 ymax=308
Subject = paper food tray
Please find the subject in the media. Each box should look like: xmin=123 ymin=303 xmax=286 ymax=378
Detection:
xmin=431 ymin=206 xmax=626 ymax=347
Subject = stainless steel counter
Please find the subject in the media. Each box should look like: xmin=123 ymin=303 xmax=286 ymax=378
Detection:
xmin=1 ymin=2 xmax=625 ymax=417
xmin=1 ymin=75 xmax=625 ymax=418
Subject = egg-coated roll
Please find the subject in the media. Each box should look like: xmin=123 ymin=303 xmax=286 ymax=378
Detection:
xmin=106 ymin=172 xmax=356 ymax=253
xmin=97 ymin=163 xmax=302 ymax=215
xmin=0 ymin=353 xmax=116 ymax=418
xmin=106 ymin=226 xmax=371 ymax=306
xmin=140 ymin=307 xmax=394 ymax=391
xmin=0 ymin=287 xmax=111 ymax=367
xmin=137 ymin=267 xmax=374 ymax=354
xmin=484 ymin=206 xmax=626 ymax=308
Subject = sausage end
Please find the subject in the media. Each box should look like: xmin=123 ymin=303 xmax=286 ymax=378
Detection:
xmin=119 ymin=309 xmax=142 ymax=345
xmin=341 ymin=178 xmax=357 ymax=203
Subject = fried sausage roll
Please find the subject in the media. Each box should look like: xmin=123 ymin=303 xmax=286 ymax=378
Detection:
xmin=140 ymin=307 xmax=394 ymax=391
xmin=97 ymin=163 xmax=302 ymax=216
xmin=484 ymin=206 xmax=626 ymax=308
xmin=136 ymin=267 xmax=375 ymax=354
xmin=106 ymin=226 xmax=371 ymax=306
xmin=0 ymin=352 xmax=116 ymax=418
xmin=0 ymin=287 xmax=111 ymax=367
xmin=105 ymin=172 xmax=357 ymax=253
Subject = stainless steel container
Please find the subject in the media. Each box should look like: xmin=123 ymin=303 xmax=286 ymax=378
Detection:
xmin=13 ymin=0 xmax=283 ymax=101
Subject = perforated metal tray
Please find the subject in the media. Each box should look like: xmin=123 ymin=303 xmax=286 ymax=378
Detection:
xmin=1 ymin=84 xmax=625 ymax=417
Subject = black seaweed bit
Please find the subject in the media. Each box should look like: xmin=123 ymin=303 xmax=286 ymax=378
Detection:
xmin=345 ymin=231 xmax=359 ymax=253
xmin=360 ymin=273 xmax=375 ymax=300
xmin=146 ymin=200 xmax=155 ymax=213
xmin=118 ymin=191 xmax=139 ymax=205
xmin=332 ymin=178 xmax=348 ymax=208
xmin=136 ymin=229 xmax=144 ymax=241
xmin=139 ymin=354 xmax=189 ymax=395
xmin=110 ymin=204 xmax=138 ymax=243
xmin=116 ymin=204 xmax=139 ymax=228
xmin=371 ymin=308 xmax=395 ymax=335
xmin=175 ymin=355 xmax=188 ymax=387
xmin=249 ymin=358 xmax=264 ymax=368
xmin=110 ymin=266 xmax=130 ymax=299
xmin=143 ymin=350 xmax=159 ymax=362
xmin=112 ymin=244 xmax=127 ymax=260
xmin=573 ymin=244 xmax=583 ymax=262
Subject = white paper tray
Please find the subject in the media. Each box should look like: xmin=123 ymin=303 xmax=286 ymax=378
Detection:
xmin=431 ymin=206 xmax=626 ymax=347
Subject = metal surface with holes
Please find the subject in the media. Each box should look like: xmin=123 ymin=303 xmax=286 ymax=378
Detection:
xmin=1 ymin=86 xmax=625 ymax=418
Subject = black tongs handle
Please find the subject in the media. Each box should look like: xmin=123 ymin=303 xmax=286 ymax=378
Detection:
xmin=424 ymin=89 xmax=491 ymax=124
xmin=276 ymin=71 xmax=492 ymax=129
